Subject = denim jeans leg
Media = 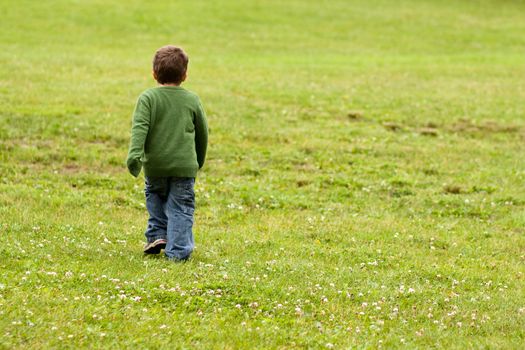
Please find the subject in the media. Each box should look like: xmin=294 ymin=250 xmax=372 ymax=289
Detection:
xmin=144 ymin=177 xmax=169 ymax=243
xmin=164 ymin=177 xmax=195 ymax=260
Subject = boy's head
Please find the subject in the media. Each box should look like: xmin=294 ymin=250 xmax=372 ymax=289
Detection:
xmin=152 ymin=45 xmax=188 ymax=85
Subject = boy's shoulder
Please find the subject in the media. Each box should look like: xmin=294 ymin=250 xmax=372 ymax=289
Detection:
xmin=173 ymin=87 xmax=202 ymax=104
xmin=139 ymin=87 xmax=201 ymax=103
xmin=183 ymin=88 xmax=201 ymax=101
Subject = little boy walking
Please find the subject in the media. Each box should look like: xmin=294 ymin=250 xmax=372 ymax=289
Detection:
xmin=126 ymin=45 xmax=208 ymax=261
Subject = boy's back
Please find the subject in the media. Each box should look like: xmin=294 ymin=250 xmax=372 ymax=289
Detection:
xmin=127 ymin=86 xmax=207 ymax=178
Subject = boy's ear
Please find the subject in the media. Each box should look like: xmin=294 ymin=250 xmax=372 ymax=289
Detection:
xmin=181 ymin=71 xmax=187 ymax=82
xmin=152 ymin=70 xmax=157 ymax=80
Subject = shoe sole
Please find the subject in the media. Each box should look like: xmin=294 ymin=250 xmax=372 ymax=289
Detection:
xmin=144 ymin=240 xmax=167 ymax=254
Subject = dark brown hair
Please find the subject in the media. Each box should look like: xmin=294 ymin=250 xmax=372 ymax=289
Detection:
xmin=152 ymin=46 xmax=189 ymax=84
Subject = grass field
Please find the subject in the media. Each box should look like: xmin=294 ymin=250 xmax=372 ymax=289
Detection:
xmin=1 ymin=0 xmax=525 ymax=348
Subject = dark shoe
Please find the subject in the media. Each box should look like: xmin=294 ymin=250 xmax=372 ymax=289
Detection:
xmin=143 ymin=239 xmax=167 ymax=254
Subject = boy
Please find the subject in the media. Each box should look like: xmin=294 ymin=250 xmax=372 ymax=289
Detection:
xmin=126 ymin=45 xmax=208 ymax=261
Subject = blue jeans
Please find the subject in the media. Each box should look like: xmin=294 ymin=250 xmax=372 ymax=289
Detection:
xmin=144 ymin=176 xmax=195 ymax=260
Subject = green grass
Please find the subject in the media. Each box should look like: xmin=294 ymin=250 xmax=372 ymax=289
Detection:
xmin=1 ymin=0 xmax=525 ymax=348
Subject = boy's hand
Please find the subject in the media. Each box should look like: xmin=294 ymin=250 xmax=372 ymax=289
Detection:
xmin=127 ymin=157 xmax=142 ymax=177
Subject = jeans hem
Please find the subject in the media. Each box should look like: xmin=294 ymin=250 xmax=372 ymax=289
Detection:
xmin=146 ymin=235 xmax=167 ymax=243
xmin=164 ymin=252 xmax=191 ymax=261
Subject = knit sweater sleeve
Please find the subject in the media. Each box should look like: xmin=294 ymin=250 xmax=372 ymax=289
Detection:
xmin=194 ymin=97 xmax=208 ymax=169
xmin=126 ymin=94 xmax=151 ymax=177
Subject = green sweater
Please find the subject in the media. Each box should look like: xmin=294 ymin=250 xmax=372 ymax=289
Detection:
xmin=126 ymin=86 xmax=208 ymax=178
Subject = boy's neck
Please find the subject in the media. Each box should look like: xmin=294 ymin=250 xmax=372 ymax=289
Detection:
xmin=159 ymin=83 xmax=181 ymax=87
